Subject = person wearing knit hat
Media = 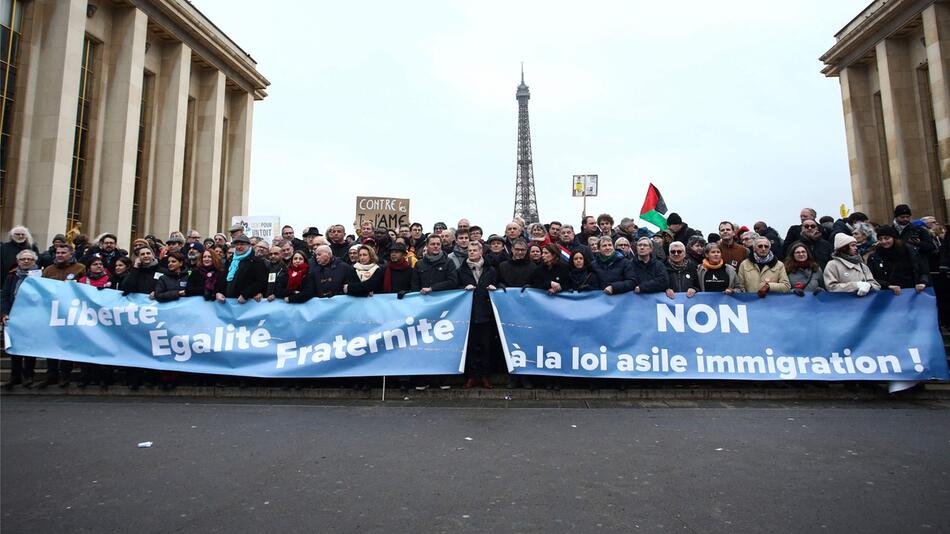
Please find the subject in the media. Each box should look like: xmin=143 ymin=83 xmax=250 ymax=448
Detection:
xmin=823 ymin=232 xmax=880 ymax=296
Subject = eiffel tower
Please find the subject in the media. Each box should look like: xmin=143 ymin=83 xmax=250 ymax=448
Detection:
xmin=512 ymin=65 xmax=540 ymax=224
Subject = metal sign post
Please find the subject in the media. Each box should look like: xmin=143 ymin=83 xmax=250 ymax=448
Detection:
xmin=572 ymin=174 xmax=598 ymax=216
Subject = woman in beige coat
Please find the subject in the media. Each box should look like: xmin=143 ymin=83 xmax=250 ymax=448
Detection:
xmin=737 ymin=236 xmax=790 ymax=297
xmin=823 ymin=233 xmax=881 ymax=296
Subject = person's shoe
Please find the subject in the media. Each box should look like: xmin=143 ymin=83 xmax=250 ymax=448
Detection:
xmin=415 ymin=384 xmax=429 ymax=391
xmin=480 ymin=377 xmax=493 ymax=389
xmin=439 ymin=384 xmax=451 ymax=390
xmin=463 ymin=378 xmax=477 ymax=389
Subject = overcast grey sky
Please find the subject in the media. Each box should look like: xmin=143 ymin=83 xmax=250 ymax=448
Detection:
xmin=196 ymin=0 xmax=868 ymax=236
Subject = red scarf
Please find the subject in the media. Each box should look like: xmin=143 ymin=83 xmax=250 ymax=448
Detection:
xmin=286 ymin=262 xmax=309 ymax=292
xmin=383 ymin=259 xmax=410 ymax=293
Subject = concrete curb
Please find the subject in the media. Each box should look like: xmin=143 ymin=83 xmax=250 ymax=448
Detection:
xmin=3 ymin=383 xmax=950 ymax=402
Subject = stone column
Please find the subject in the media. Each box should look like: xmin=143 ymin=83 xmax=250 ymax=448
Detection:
xmin=923 ymin=3 xmax=950 ymax=221
xmin=225 ymin=91 xmax=254 ymax=226
xmin=148 ymin=42 xmax=191 ymax=238
xmin=94 ymin=6 xmax=147 ymax=248
xmin=840 ymin=65 xmax=890 ymax=222
xmin=876 ymin=37 xmax=932 ymax=215
xmin=20 ymin=0 xmax=86 ymax=248
xmin=191 ymin=69 xmax=226 ymax=236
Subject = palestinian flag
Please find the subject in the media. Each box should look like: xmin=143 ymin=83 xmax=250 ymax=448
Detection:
xmin=639 ymin=183 xmax=668 ymax=230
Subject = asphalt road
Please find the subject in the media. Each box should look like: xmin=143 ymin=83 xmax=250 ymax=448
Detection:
xmin=2 ymin=397 xmax=949 ymax=533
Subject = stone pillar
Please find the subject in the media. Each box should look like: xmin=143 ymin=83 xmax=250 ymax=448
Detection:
xmin=225 ymin=91 xmax=254 ymax=226
xmin=148 ymin=42 xmax=191 ymax=238
xmin=876 ymin=37 xmax=932 ymax=215
xmin=20 ymin=0 xmax=86 ymax=248
xmin=94 ymin=6 xmax=147 ymax=248
xmin=192 ymin=69 xmax=226 ymax=236
xmin=840 ymin=65 xmax=890 ymax=222
xmin=923 ymin=3 xmax=950 ymax=221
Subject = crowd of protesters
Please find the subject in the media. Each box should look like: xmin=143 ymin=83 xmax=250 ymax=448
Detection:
xmin=2 ymin=203 xmax=948 ymax=392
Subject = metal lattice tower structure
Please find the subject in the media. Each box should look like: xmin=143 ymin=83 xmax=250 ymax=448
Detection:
xmin=512 ymin=65 xmax=540 ymax=224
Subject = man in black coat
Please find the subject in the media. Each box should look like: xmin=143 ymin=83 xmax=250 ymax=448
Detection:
xmin=893 ymin=204 xmax=937 ymax=259
xmin=82 ymin=233 xmax=127 ymax=273
xmin=498 ymin=238 xmax=535 ymax=288
xmin=630 ymin=238 xmax=669 ymax=294
xmin=310 ymin=244 xmax=353 ymax=298
xmin=380 ymin=243 xmax=413 ymax=294
xmin=457 ymin=242 xmax=499 ymax=389
xmin=1 ymin=226 xmax=40 ymax=287
xmin=411 ymin=234 xmax=459 ymax=293
xmin=121 ymin=245 xmax=167 ymax=296
xmin=557 ymin=225 xmax=592 ymax=261
xmin=666 ymin=213 xmax=701 ymax=246
xmin=222 ymin=235 xmax=268 ymax=302
xmin=281 ymin=225 xmax=309 ymax=253
xmin=797 ymin=219 xmax=833 ymax=268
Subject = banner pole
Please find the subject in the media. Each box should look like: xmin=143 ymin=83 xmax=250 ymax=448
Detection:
xmin=381 ymin=375 xmax=386 ymax=402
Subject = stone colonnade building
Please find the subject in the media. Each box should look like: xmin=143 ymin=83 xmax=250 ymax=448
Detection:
xmin=821 ymin=0 xmax=949 ymax=225
xmin=0 ymin=0 xmax=269 ymax=249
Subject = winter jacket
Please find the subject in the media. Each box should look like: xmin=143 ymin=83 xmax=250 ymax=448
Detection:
xmin=823 ymin=256 xmax=881 ymax=293
xmin=671 ymin=224 xmax=701 ymax=246
xmin=411 ymin=252 xmax=459 ymax=292
xmin=225 ymin=254 xmax=269 ymax=299
xmin=1 ymin=240 xmax=39 ymax=284
xmin=120 ymin=263 xmax=165 ymax=295
xmin=485 ymin=250 xmax=511 ymax=269
xmin=629 ymin=257 xmax=669 ymax=293
xmin=529 ymin=261 xmax=573 ymax=292
xmin=719 ymin=241 xmax=748 ymax=270
xmin=82 ymin=246 xmax=128 ymax=272
xmin=43 ymin=260 xmax=86 ymax=282
xmin=266 ymin=262 xmax=287 ymax=298
xmin=787 ymin=267 xmax=824 ymax=293
xmin=497 ymin=258 xmax=535 ymax=288
xmin=867 ymin=244 xmax=929 ymax=289
xmin=895 ymin=221 xmax=937 ymax=259
xmin=381 ymin=262 xmax=413 ymax=294
xmin=568 ymin=268 xmax=597 ymax=292
xmin=590 ymin=255 xmax=635 ymax=293
xmin=665 ymin=259 xmax=700 ymax=293
xmin=696 ymin=264 xmax=741 ymax=292
xmin=345 ymin=265 xmax=385 ymax=296
xmin=737 ymin=257 xmax=791 ymax=293
xmin=799 ymin=236 xmax=833 ymax=268
xmin=187 ymin=268 xmax=226 ymax=300
xmin=154 ymin=270 xmax=191 ymax=302
xmin=457 ymin=261 xmax=498 ymax=323
xmin=446 ymin=246 xmax=469 ymax=270
xmin=310 ymin=257 xmax=353 ymax=298
xmin=77 ymin=272 xmax=115 ymax=289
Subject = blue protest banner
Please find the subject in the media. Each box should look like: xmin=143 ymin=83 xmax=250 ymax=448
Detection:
xmin=490 ymin=288 xmax=949 ymax=382
xmin=5 ymin=278 xmax=471 ymax=378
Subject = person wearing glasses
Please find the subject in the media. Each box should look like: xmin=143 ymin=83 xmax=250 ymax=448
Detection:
xmin=280 ymin=225 xmax=308 ymax=253
xmin=265 ymin=245 xmax=287 ymax=301
xmin=665 ymin=241 xmax=699 ymax=298
xmin=83 ymin=233 xmax=127 ymax=272
xmin=613 ymin=237 xmax=634 ymax=259
xmin=630 ymin=237 xmax=669 ymax=294
xmin=797 ymin=218 xmax=833 ymax=268
xmin=737 ymin=235 xmax=790 ymax=297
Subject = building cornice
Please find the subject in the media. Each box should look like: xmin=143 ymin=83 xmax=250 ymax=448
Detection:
xmin=133 ymin=0 xmax=270 ymax=99
xmin=819 ymin=0 xmax=937 ymax=77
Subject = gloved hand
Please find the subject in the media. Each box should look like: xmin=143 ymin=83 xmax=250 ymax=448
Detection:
xmin=793 ymin=288 xmax=805 ymax=297
xmin=397 ymin=290 xmax=407 ymax=300
xmin=856 ymin=281 xmax=871 ymax=297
